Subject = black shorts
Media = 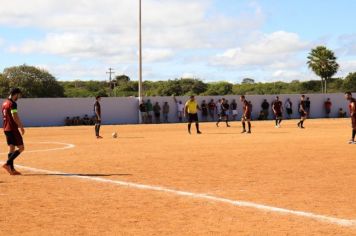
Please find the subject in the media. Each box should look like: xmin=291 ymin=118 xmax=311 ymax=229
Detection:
xmin=95 ymin=115 xmax=101 ymax=124
xmin=5 ymin=130 xmax=24 ymax=146
xmin=286 ymin=108 xmax=293 ymax=115
xmin=300 ymin=111 xmax=307 ymax=118
xmin=242 ymin=113 xmax=251 ymax=120
xmin=188 ymin=113 xmax=199 ymax=122
xmin=275 ymin=112 xmax=283 ymax=118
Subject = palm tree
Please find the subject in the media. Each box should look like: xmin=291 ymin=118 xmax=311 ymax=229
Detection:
xmin=307 ymin=46 xmax=339 ymax=93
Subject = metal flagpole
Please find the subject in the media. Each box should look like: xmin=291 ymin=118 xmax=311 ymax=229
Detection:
xmin=138 ymin=0 xmax=143 ymax=123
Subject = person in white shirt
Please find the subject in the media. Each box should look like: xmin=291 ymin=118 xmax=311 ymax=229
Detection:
xmin=285 ymin=98 xmax=293 ymax=119
xmin=174 ymin=96 xmax=185 ymax=122
xmin=215 ymin=99 xmax=222 ymax=119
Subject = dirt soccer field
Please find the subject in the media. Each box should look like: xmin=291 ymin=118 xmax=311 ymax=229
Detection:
xmin=0 ymin=119 xmax=355 ymax=235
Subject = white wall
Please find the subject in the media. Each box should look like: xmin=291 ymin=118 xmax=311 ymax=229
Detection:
xmin=0 ymin=93 xmax=353 ymax=127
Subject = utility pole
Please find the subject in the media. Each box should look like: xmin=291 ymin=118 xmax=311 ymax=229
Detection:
xmin=138 ymin=0 xmax=143 ymax=124
xmin=106 ymin=68 xmax=115 ymax=95
xmin=138 ymin=0 xmax=143 ymax=101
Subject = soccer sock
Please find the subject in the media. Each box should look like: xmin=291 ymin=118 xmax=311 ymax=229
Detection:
xmin=97 ymin=124 xmax=101 ymax=135
xmin=352 ymin=130 xmax=356 ymax=141
xmin=195 ymin=123 xmax=200 ymax=132
xmin=226 ymin=120 xmax=229 ymax=126
xmin=188 ymin=123 xmax=191 ymax=133
xmin=242 ymin=122 xmax=246 ymax=131
xmin=248 ymin=122 xmax=251 ymax=131
xmin=7 ymin=150 xmax=21 ymax=170
xmin=279 ymin=119 xmax=282 ymax=125
xmin=95 ymin=124 xmax=101 ymax=136
xmin=6 ymin=153 xmax=13 ymax=168
xmin=275 ymin=120 xmax=278 ymax=126
xmin=300 ymin=120 xmax=304 ymax=126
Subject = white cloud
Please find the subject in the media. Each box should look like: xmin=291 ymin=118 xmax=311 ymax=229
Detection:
xmin=2 ymin=0 xmax=264 ymax=64
xmin=213 ymin=31 xmax=310 ymax=67
xmin=338 ymin=34 xmax=356 ymax=56
xmin=337 ymin=60 xmax=356 ymax=77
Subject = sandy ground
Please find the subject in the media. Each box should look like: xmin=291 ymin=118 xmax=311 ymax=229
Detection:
xmin=0 ymin=119 xmax=355 ymax=235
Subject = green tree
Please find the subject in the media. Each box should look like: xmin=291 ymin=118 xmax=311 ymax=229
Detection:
xmin=2 ymin=65 xmax=64 ymax=98
xmin=307 ymin=46 xmax=339 ymax=94
xmin=0 ymin=73 xmax=10 ymax=97
xmin=204 ymin=82 xmax=233 ymax=95
xmin=343 ymin=72 xmax=356 ymax=92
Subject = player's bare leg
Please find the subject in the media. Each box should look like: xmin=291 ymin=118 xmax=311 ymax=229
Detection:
xmin=195 ymin=122 xmax=202 ymax=134
xmin=349 ymin=129 xmax=356 ymax=144
xmin=241 ymin=119 xmax=246 ymax=133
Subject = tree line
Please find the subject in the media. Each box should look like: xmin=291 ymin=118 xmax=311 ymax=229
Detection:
xmin=0 ymin=46 xmax=355 ymax=98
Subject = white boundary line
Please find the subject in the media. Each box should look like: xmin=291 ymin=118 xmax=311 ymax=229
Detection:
xmin=1 ymin=143 xmax=355 ymax=228
xmin=7 ymin=164 xmax=356 ymax=228
xmin=0 ymin=142 xmax=75 ymax=155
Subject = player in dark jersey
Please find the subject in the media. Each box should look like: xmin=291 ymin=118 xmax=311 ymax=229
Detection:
xmin=297 ymin=95 xmax=307 ymax=129
xmin=2 ymin=88 xmax=25 ymax=175
xmin=94 ymin=96 xmax=103 ymax=139
xmin=240 ymin=95 xmax=251 ymax=134
xmin=272 ymin=96 xmax=283 ymax=128
xmin=216 ymin=98 xmax=230 ymax=127
xmin=345 ymin=92 xmax=356 ymax=144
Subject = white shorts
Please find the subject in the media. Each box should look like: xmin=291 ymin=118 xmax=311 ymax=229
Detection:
xmin=232 ymin=110 xmax=238 ymax=115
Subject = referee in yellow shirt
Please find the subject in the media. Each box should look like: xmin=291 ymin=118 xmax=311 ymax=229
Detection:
xmin=185 ymin=96 xmax=202 ymax=134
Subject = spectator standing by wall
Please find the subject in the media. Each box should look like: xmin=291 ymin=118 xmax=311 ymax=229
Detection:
xmin=261 ymin=99 xmax=270 ymax=120
xmin=173 ymin=96 xmax=185 ymax=122
xmin=139 ymin=100 xmax=147 ymax=124
xmin=153 ymin=102 xmax=161 ymax=124
xmin=285 ymin=98 xmax=293 ymax=119
xmin=201 ymin=100 xmax=208 ymax=122
xmin=162 ymin=102 xmax=170 ymax=123
xmin=146 ymin=99 xmax=153 ymax=123
xmin=230 ymin=99 xmax=238 ymax=121
xmin=208 ymin=99 xmax=216 ymax=121
xmin=216 ymin=99 xmax=222 ymax=120
xmin=324 ymin=98 xmax=332 ymax=118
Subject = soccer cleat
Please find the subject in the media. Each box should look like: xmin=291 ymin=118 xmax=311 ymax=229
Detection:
xmin=2 ymin=164 xmax=13 ymax=175
xmin=348 ymin=140 xmax=356 ymax=144
xmin=197 ymin=131 xmax=202 ymax=134
xmin=11 ymin=169 xmax=22 ymax=175
xmin=241 ymin=130 xmax=246 ymax=133
xmin=96 ymin=136 xmax=103 ymax=139
xmin=227 ymin=124 xmax=231 ymax=127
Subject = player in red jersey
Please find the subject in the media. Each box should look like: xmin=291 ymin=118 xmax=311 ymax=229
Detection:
xmin=2 ymin=88 xmax=25 ymax=175
xmin=345 ymin=92 xmax=356 ymax=144
xmin=240 ymin=95 xmax=251 ymax=134
xmin=272 ymin=96 xmax=283 ymax=128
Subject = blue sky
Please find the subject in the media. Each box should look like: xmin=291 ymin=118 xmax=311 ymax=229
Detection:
xmin=0 ymin=0 xmax=355 ymax=83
